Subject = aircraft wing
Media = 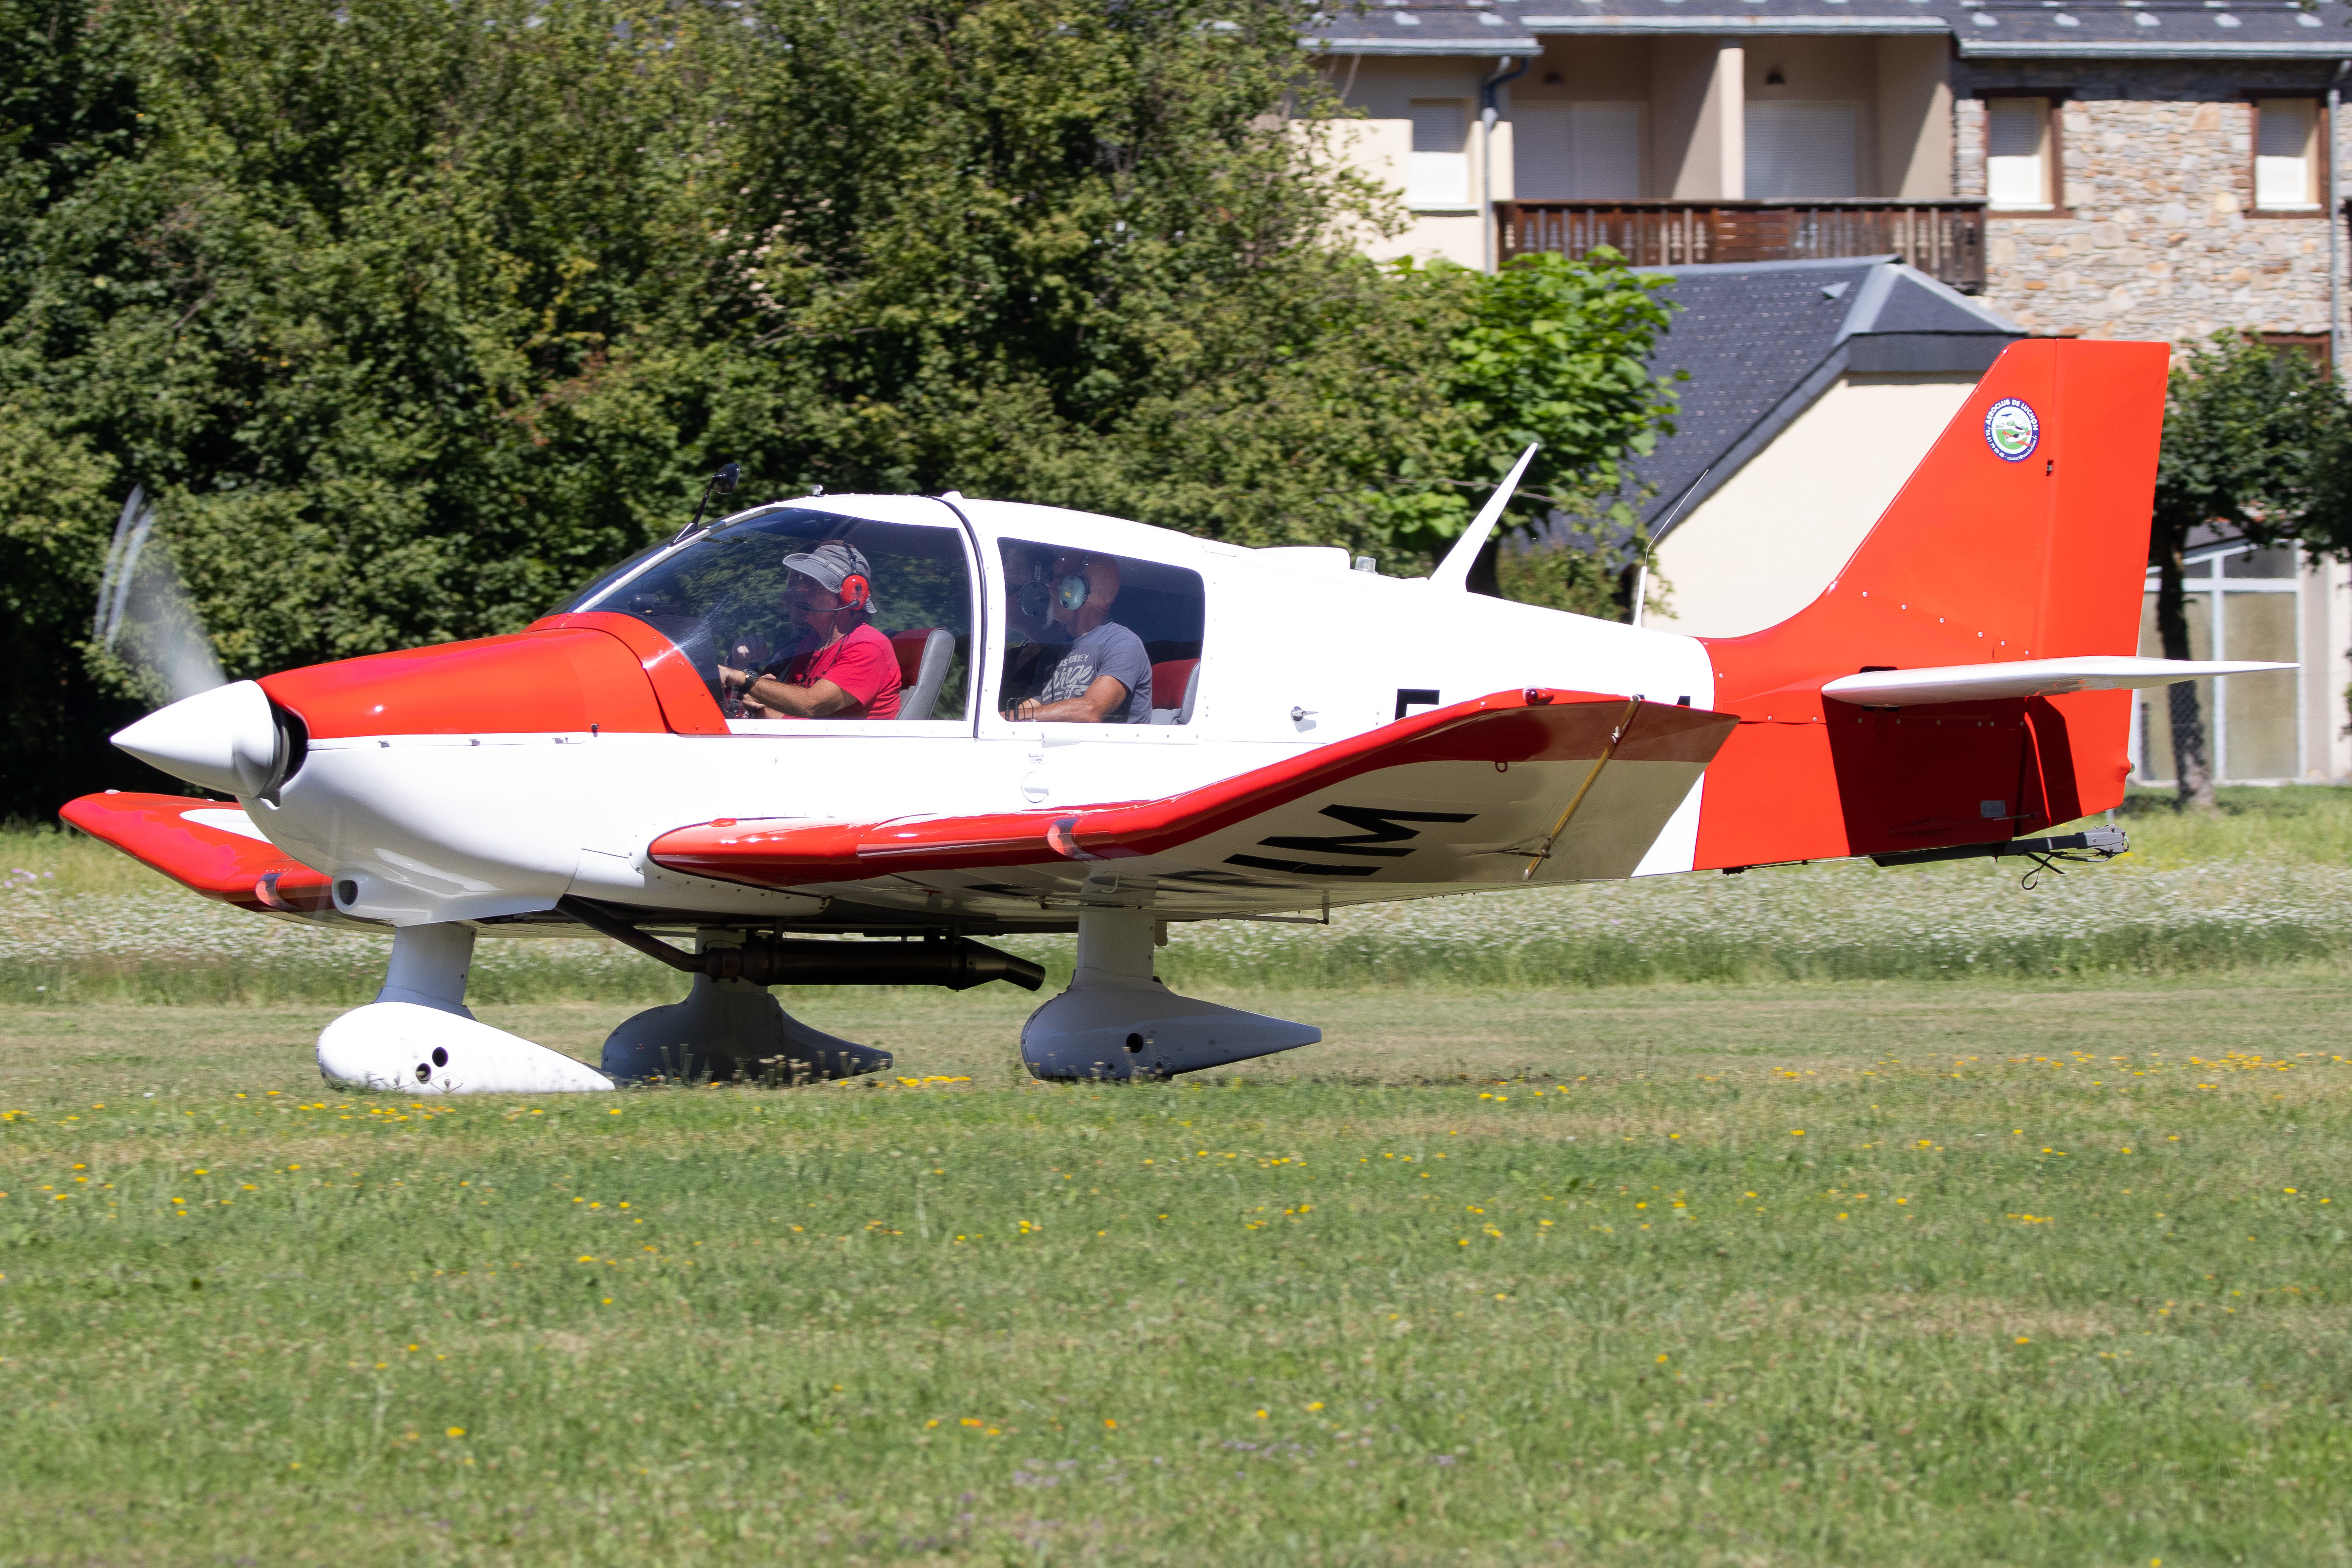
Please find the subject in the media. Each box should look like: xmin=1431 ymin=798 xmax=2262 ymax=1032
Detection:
xmin=650 ymin=689 xmax=1739 ymax=896
xmin=61 ymin=792 xmax=336 ymax=914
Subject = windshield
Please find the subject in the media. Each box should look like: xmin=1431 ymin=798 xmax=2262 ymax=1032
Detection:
xmin=567 ymin=509 xmax=974 ymax=721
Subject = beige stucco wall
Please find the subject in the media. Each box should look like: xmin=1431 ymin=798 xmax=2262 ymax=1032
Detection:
xmin=1658 ymin=38 xmax=1744 ymax=198
xmin=1645 ymin=371 xmax=1981 ymax=638
xmin=1501 ymin=33 xmax=1946 ymax=201
xmin=1877 ymin=37 xmax=1953 ymax=198
xmin=1327 ymin=56 xmax=1508 ymax=269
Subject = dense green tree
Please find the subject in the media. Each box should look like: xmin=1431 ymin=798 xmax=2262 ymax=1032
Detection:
xmin=2152 ymin=332 xmax=2352 ymax=809
xmin=0 ymin=0 xmax=1677 ymax=816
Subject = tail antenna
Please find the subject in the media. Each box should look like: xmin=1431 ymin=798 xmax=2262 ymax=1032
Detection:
xmin=1430 ymin=442 xmax=1540 ymax=593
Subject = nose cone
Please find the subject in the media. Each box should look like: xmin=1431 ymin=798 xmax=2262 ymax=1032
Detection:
xmin=113 ymin=680 xmax=279 ymax=796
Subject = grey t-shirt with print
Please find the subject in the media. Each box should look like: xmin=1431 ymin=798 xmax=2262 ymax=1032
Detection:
xmin=1037 ymin=622 xmax=1153 ymax=724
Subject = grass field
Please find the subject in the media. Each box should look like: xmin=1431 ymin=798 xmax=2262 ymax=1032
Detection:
xmin=1 ymin=792 xmax=2349 ymax=1564
xmin=4 ymin=987 xmax=2351 ymax=1565
xmin=12 ymin=786 xmax=2352 ymax=1006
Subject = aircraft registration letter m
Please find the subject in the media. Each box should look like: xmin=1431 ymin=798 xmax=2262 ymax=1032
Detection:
xmin=1227 ymin=805 xmax=1480 ymax=877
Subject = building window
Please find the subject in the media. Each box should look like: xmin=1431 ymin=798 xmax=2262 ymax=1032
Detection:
xmin=2254 ymin=97 xmax=2321 ymax=211
xmin=1985 ymin=96 xmax=2056 ymax=210
xmin=1514 ymin=102 xmax=1642 ymax=199
xmin=2136 ymin=543 xmax=2303 ymax=783
xmin=2262 ymin=333 xmax=2332 ymax=375
xmin=1407 ymin=100 xmax=1470 ymax=208
xmin=996 ymin=541 xmax=1206 ymax=727
xmin=1744 ymin=102 xmax=1857 ymax=199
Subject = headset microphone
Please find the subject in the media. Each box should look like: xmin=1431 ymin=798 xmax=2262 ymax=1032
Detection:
xmin=838 ymin=572 xmax=872 ymax=611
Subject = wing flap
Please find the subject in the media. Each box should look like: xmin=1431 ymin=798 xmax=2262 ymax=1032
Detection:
xmin=1821 ymin=656 xmax=2294 ymax=708
xmin=651 ymin=689 xmax=1740 ymax=892
xmin=61 ymin=792 xmax=335 ymax=913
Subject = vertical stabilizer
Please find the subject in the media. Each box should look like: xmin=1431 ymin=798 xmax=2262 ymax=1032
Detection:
xmin=1690 ymin=338 xmax=2172 ymax=868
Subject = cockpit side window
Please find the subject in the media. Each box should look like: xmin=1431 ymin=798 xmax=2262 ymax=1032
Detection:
xmin=995 ymin=539 xmax=1205 ymax=726
xmin=568 ymin=509 xmax=974 ymax=721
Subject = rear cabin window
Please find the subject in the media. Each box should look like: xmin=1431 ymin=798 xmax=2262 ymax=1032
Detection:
xmin=567 ymin=509 xmax=974 ymax=721
xmin=996 ymin=540 xmax=1205 ymax=726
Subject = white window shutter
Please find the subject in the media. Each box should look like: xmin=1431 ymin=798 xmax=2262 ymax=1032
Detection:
xmin=1571 ymin=103 xmax=1642 ymax=198
xmin=1744 ymin=102 xmax=1859 ymax=200
xmin=2256 ymin=99 xmax=2317 ymax=208
xmin=1408 ymin=100 xmax=1469 ymax=207
xmin=1513 ymin=103 xmax=1574 ymax=200
xmin=1986 ymin=98 xmax=2049 ymax=209
xmin=1513 ymin=103 xmax=1642 ymax=200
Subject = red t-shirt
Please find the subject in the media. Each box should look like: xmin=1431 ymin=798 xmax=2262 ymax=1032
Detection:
xmin=773 ymin=620 xmax=901 ymax=720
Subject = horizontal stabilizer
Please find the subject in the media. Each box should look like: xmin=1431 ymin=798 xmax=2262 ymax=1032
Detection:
xmin=651 ymin=688 xmax=1739 ymax=895
xmin=1820 ymin=656 xmax=2293 ymax=708
xmin=61 ymin=792 xmax=335 ymax=914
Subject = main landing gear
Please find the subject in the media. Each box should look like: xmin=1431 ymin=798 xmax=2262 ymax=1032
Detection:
xmin=1019 ymin=908 xmax=1318 ymax=1081
xmin=313 ymin=904 xmax=1318 ymax=1094
xmin=599 ymin=932 xmax=890 ymax=1084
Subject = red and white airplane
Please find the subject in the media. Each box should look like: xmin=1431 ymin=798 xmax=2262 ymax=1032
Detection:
xmin=63 ymin=340 xmax=2283 ymax=1092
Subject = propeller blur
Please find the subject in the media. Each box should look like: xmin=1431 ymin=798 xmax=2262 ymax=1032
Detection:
xmin=95 ymin=488 xmax=226 ymax=708
xmin=63 ymin=341 xmax=2289 ymax=1091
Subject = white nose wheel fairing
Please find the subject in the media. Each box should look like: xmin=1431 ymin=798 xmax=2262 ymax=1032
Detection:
xmin=316 ymin=923 xmax=616 ymax=1094
xmin=1020 ymin=908 xmax=1318 ymax=1081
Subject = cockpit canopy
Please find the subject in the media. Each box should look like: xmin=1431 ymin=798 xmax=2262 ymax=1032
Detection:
xmin=565 ymin=509 xmax=975 ymax=720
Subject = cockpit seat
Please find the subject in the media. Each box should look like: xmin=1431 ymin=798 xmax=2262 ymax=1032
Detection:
xmin=1148 ymin=658 xmax=1199 ymax=727
xmin=890 ymin=628 xmax=957 ymax=721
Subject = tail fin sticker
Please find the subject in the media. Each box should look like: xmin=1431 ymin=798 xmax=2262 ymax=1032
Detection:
xmin=1984 ymin=398 xmax=2040 ymax=462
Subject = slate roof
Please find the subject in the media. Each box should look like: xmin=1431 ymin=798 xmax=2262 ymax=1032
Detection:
xmin=1308 ymin=1 xmax=1541 ymax=54
xmin=1630 ymin=257 xmax=2024 ymax=536
xmin=1306 ymin=0 xmax=2352 ymax=57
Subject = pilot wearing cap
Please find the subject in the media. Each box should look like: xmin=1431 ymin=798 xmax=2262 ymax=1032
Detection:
xmin=717 ymin=540 xmax=903 ymax=720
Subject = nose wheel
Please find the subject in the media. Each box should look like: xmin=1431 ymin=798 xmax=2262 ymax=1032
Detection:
xmin=316 ymin=924 xmax=614 ymax=1093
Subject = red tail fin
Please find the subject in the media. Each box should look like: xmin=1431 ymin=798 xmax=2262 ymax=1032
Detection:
xmin=1693 ymin=338 xmax=2170 ymax=869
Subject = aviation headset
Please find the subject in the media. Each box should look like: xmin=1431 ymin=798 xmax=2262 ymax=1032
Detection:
xmin=1019 ymin=557 xmax=1094 ymax=621
xmin=783 ymin=541 xmax=874 ymax=615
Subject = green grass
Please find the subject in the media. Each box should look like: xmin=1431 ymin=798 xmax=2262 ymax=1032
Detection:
xmin=13 ymin=785 xmax=2352 ymax=1006
xmin=1 ymin=789 xmax=2348 ymax=1562
xmin=2114 ymin=783 xmax=2352 ymax=865
xmin=2 ymin=983 xmax=2349 ymax=1566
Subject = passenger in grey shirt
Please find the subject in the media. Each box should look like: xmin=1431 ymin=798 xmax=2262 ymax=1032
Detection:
xmin=1001 ymin=553 xmax=1154 ymax=724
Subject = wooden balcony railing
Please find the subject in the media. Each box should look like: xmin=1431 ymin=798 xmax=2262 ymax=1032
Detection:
xmin=1497 ymin=200 xmax=1988 ymax=293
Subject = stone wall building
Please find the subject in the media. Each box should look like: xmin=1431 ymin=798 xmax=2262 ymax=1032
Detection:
xmin=1310 ymin=0 xmax=2352 ymax=783
xmin=1952 ymin=66 xmax=2343 ymax=344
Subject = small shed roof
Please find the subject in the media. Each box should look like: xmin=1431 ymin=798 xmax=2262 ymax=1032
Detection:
xmin=1631 ymin=256 xmax=2024 ymax=537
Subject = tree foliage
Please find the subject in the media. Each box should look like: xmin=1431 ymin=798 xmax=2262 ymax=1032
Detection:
xmin=0 ymin=0 xmax=1677 ymax=815
xmin=2151 ymin=331 xmax=2352 ymax=807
